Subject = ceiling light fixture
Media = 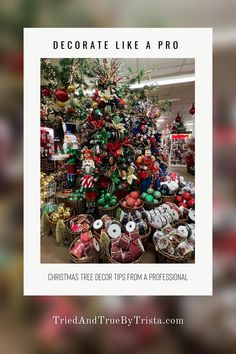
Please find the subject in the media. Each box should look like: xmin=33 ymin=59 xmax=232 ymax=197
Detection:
xmin=130 ymin=74 xmax=195 ymax=89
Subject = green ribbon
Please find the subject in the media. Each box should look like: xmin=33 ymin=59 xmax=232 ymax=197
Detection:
xmin=96 ymin=129 xmax=111 ymax=144
xmin=110 ymin=170 xmax=120 ymax=185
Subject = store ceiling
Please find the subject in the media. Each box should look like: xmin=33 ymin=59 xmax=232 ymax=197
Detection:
xmin=49 ymin=58 xmax=195 ymax=131
xmin=120 ymin=58 xmax=195 ymax=131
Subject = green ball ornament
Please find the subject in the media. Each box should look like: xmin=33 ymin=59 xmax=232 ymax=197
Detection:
xmin=110 ymin=198 xmax=117 ymax=206
xmin=146 ymin=195 xmax=154 ymax=203
xmin=153 ymin=191 xmax=162 ymax=199
xmin=95 ymin=108 xmax=102 ymax=118
xmin=104 ymin=205 xmax=109 ymax=208
xmin=153 ymin=199 xmax=159 ymax=205
xmin=147 ymin=188 xmax=155 ymax=195
xmin=141 ymin=192 xmax=148 ymax=200
xmin=98 ymin=199 xmax=105 ymax=206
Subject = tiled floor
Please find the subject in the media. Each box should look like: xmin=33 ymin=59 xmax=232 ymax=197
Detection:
xmin=170 ymin=165 xmax=194 ymax=184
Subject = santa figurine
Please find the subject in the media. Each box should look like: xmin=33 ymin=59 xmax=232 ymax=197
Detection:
xmin=136 ymin=147 xmax=156 ymax=192
xmin=78 ymin=149 xmax=98 ymax=212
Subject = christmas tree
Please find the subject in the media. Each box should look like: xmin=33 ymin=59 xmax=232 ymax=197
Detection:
xmin=55 ymin=219 xmax=66 ymax=246
xmin=40 ymin=58 xmax=92 ymax=129
xmin=170 ymin=112 xmax=186 ymax=133
xmin=74 ymin=59 xmax=148 ymax=204
xmin=40 ymin=58 xmax=171 ymax=200
xmin=40 ymin=212 xmax=50 ymax=236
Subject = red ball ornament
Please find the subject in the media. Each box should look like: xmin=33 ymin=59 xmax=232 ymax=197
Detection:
xmin=189 ymin=102 xmax=195 ymax=115
xmin=135 ymin=198 xmax=142 ymax=206
xmin=67 ymin=107 xmax=75 ymax=114
xmin=55 ymin=89 xmax=69 ymax=102
xmin=119 ymin=98 xmax=126 ymax=106
xmin=97 ymin=176 xmax=111 ymax=189
xmin=175 ymin=112 xmax=181 ymax=123
xmin=187 ymin=199 xmax=195 ymax=209
xmin=121 ymin=200 xmax=127 ymax=207
xmin=175 ymin=195 xmax=183 ymax=204
xmin=179 ymin=202 xmax=188 ymax=208
xmin=130 ymin=191 xmax=139 ymax=200
xmin=42 ymin=87 xmax=51 ymax=97
xmin=126 ymin=197 xmax=135 ymax=207
xmin=182 ymin=192 xmax=192 ymax=201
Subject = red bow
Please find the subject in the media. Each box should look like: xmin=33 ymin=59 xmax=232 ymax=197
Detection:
xmin=122 ymin=138 xmax=132 ymax=146
xmin=94 ymin=155 xmax=103 ymax=164
xmin=106 ymin=142 xmax=123 ymax=157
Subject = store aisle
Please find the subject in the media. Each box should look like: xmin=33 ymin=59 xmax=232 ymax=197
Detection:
xmin=171 ymin=166 xmax=194 ymax=184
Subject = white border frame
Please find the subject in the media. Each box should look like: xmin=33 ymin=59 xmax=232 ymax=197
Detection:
xmin=24 ymin=28 xmax=212 ymax=296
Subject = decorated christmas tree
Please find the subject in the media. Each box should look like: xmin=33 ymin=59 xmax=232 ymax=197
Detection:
xmin=74 ymin=59 xmax=148 ymax=207
xmin=40 ymin=58 xmax=92 ymax=130
xmin=170 ymin=112 xmax=186 ymax=133
xmin=40 ymin=58 xmax=172 ymax=205
xmin=128 ymin=86 xmax=171 ymax=192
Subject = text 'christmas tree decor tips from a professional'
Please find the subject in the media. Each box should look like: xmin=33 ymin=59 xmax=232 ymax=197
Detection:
xmin=40 ymin=58 xmax=195 ymax=264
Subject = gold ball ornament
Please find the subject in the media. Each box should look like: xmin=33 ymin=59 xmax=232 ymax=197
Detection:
xmin=136 ymin=156 xmax=143 ymax=164
xmin=57 ymin=206 xmax=65 ymax=213
xmin=63 ymin=211 xmax=71 ymax=219
xmin=54 ymin=212 xmax=60 ymax=220
xmin=67 ymin=84 xmax=76 ymax=93
xmin=56 ymin=100 xmax=66 ymax=108
xmin=92 ymin=102 xmax=98 ymax=109
xmin=51 ymin=213 xmax=58 ymax=222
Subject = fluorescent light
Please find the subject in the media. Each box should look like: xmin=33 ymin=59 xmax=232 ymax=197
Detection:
xmin=130 ymin=75 xmax=195 ymax=89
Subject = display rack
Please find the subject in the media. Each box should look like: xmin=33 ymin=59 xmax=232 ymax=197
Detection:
xmin=169 ymin=132 xmax=192 ymax=167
